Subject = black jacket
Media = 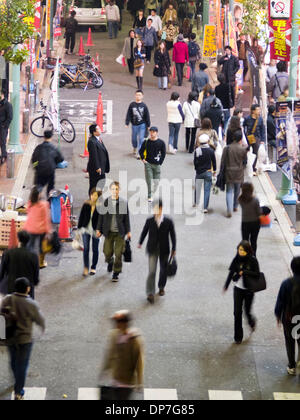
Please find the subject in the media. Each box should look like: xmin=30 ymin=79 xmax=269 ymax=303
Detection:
xmin=139 ymin=138 xmax=166 ymax=165
xmin=194 ymin=146 xmax=216 ymax=174
xmin=139 ymin=216 xmax=176 ymax=256
xmin=224 ymin=254 xmax=260 ymax=291
xmin=97 ymin=197 xmax=131 ymax=238
xmin=0 ymin=98 xmax=13 ymax=128
xmin=218 ymin=54 xmax=240 ymax=85
xmin=243 ymin=115 xmax=266 ymax=144
xmin=32 ymin=141 xmax=64 ymax=177
xmin=215 ymin=83 xmax=233 ymax=110
xmin=201 ymin=98 xmax=224 ymax=132
xmin=78 ymin=202 xmax=100 ymax=231
xmin=275 ymin=276 xmax=300 ymax=323
xmin=133 ymin=16 xmax=146 ymax=28
xmin=0 ymin=247 xmax=39 ymax=295
xmin=87 ymin=136 xmax=110 ymax=176
xmin=126 ymin=101 xmax=151 ymax=127
xmin=154 ymin=50 xmax=170 ymax=77
xmin=267 ymin=114 xmax=276 ymax=143
xmin=64 ymin=16 xmax=78 ymax=34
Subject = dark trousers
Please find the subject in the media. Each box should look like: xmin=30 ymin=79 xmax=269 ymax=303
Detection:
xmin=234 ymin=286 xmax=255 ymax=342
xmin=34 ymin=172 xmax=55 ymax=197
xmin=0 ymin=125 xmax=8 ymax=159
xmin=251 ymin=142 xmax=259 ymax=172
xmin=127 ymin=58 xmax=134 ymax=74
xmin=8 ymin=343 xmax=33 ymax=396
xmin=185 ymin=127 xmax=197 ymax=152
xmin=89 ymin=173 xmax=105 ymax=195
xmin=242 ymin=221 xmax=260 ymax=256
xmin=242 ymin=59 xmax=248 ymax=80
xmin=283 ymin=321 xmax=300 ymax=369
xmin=82 ymin=233 xmax=100 ymax=270
xmin=145 ymin=46 xmax=153 ymax=62
xmin=175 ymin=63 xmax=184 ymax=86
xmin=65 ymin=32 xmax=76 ymax=52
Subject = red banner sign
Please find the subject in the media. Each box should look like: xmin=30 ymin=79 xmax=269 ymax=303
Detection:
xmin=268 ymin=0 xmax=293 ymax=61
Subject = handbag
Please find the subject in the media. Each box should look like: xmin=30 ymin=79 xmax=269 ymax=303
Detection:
xmin=153 ymin=66 xmax=160 ymax=77
xmin=244 ymin=272 xmax=267 ymax=293
xmin=134 ymin=58 xmax=143 ymax=69
xmin=123 ymin=239 xmax=132 ymax=263
xmin=247 ymin=119 xmax=258 ymax=145
xmin=187 ymin=103 xmax=201 ymax=128
xmin=216 ymin=146 xmax=229 ymax=191
xmin=167 ymin=255 xmax=177 ymax=277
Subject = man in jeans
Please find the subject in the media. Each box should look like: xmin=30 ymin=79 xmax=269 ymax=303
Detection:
xmin=125 ymin=90 xmax=151 ymax=159
xmin=139 ymin=127 xmax=166 ymax=202
xmin=221 ymin=130 xmax=248 ymax=218
xmin=138 ymin=200 xmax=176 ymax=303
xmin=105 ymin=0 xmax=120 ymax=39
xmin=97 ymin=182 xmax=131 ymax=282
xmin=0 ymin=277 xmax=45 ymax=400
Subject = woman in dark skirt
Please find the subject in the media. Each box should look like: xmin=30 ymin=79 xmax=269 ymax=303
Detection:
xmin=153 ymin=41 xmax=171 ymax=90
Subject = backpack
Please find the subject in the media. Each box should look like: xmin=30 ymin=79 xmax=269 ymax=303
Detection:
xmin=33 ymin=144 xmax=56 ymax=177
xmin=188 ymin=41 xmax=200 ymax=61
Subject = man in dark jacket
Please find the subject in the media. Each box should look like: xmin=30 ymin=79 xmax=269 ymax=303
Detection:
xmin=64 ymin=10 xmax=78 ymax=55
xmin=87 ymin=124 xmax=110 ymax=194
xmin=0 ymin=231 xmax=39 ymax=299
xmin=0 ymin=89 xmax=13 ymax=165
xmin=138 ymin=199 xmax=176 ymax=303
xmin=243 ymin=104 xmax=266 ymax=174
xmin=191 ymin=63 xmax=209 ymax=94
xmin=31 ymin=130 xmax=64 ymax=196
xmin=237 ymin=34 xmax=250 ymax=81
xmin=97 ymin=182 xmax=131 ymax=282
xmin=267 ymin=105 xmax=276 ymax=163
xmin=275 ymin=257 xmax=300 ymax=376
xmin=218 ymin=46 xmax=240 ymax=105
xmin=215 ymin=73 xmax=234 ymax=130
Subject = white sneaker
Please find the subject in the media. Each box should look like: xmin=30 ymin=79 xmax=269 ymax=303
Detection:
xmin=203 ymin=209 xmax=208 ymax=214
xmin=287 ymin=367 xmax=297 ymax=376
xmin=136 ymin=152 xmax=141 ymax=160
xmin=169 ymin=145 xmax=175 ymax=154
xmin=133 ymin=148 xmax=137 ymax=155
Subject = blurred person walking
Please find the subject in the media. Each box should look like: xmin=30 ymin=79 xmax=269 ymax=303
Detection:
xmin=133 ymin=39 xmax=147 ymax=90
xmin=142 ymin=18 xmax=158 ymax=63
xmin=192 ymin=63 xmax=209 ymax=95
xmin=243 ymin=104 xmax=265 ymax=175
xmin=122 ymin=30 xmax=138 ymax=75
xmin=166 ymin=92 xmax=184 ymax=153
xmin=87 ymin=124 xmax=110 ymax=194
xmin=133 ymin=9 xmax=146 ymax=35
xmin=153 ymin=41 xmax=171 ymax=90
xmin=172 ymin=34 xmax=189 ymax=86
xmin=215 ymin=73 xmax=234 ymax=131
xmin=218 ymin=46 xmax=240 ymax=106
xmin=268 ymin=61 xmax=289 ymax=102
xmin=188 ymin=34 xmax=201 ymax=82
xmin=182 ymin=91 xmax=200 ymax=152
xmin=63 ymin=10 xmax=78 ymax=55
xmin=105 ymin=0 xmax=120 ymax=39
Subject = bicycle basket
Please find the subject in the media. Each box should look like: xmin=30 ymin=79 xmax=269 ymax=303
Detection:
xmin=62 ymin=64 xmax=78 ymax=74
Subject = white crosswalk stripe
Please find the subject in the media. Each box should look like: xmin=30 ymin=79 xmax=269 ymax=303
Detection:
xmin=11 ymin=387 xmax=47 ymax=400
xmin=144 ymin=389 xmax=178 ymax=400
xmin=208 ymin=390 xmax=243 ymax=400
xmin=273 ymin=393 xmax=300 ymax=400
xmin=78 ymin=388 xmax=100 ymax=400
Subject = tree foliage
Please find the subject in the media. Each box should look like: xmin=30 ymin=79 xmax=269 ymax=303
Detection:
xmin=241 ymin=0 xmax=268 ymax=43
xmin=0 ymin=0 xmax=36 ymax=64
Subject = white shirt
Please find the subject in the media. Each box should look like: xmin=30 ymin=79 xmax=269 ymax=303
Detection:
xmin=147 ymin=15 xmax=162 ymax=32
xmin=155 ymin=215 xmax=164 ymax=228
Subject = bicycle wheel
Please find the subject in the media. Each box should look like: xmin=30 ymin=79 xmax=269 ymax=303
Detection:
xmin=93 ymin=73 xmax=104 ymax=89
xmin=77 ymin=70 xmax=98 ymax=90
xmin=30 ymin=116 xmax=53 ymax=138
xmin=60 ymin=119 xmax=76 ymax=143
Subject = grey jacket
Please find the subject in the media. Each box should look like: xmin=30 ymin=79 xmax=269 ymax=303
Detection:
xmin=1 ymin=293 xmax=45 ymax=345
xmin=268 ymin=71 xmax=289 ymax=100
xmin=142 ymin=26 xmax=158 ymax=47
xmin=122 ymin=37 xmax=138 ymax=59
xmin=191 ymin=70 xmax=209 ymax=93
xmin=221 ymin=143 xmax=248 ymax=184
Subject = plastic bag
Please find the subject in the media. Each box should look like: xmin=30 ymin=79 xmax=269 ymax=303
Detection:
xmin=257 ymin=143 xmax=267 ymax=171
xmin=116 ymin=54 xmax=124 ymax=65
xmin=72 ymin=230 xmax=84 ymax=251
xmin=215 ymin=142 xmax=223 ymax=175
xmin=246 ymin=149 xmax=256 ymax=178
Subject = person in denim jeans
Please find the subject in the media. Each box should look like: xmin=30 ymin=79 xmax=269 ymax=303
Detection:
xmin=105 ymin=1 xmax=120 ymax=39
xmin=166 ymin=92 xmax=184 ymax=154
xmin=193 ymin=134 xmax=216 ymax=212
xmin=78 ymin=188 xmax=102 ymax=276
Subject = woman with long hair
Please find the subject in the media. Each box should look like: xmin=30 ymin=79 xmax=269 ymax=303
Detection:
xmin=134 ymin=39 xmax=146 ymax=90
xmin=198 ymin=83 xmax=212 ymax=105
xmin=197 ymin=118 xmax=219 ymax=150
xmin=238 ymin=182 xmax=262 ymax=255
xmin=133 ymin=9 xmax=146 ymax=36
xmin=223 ymin=240 xmax=259 ymax=344
xmin=166 ymin=91 xmax=184 ymax=153
xmin=182 ymin=91 xmax=200 ymax=152
xmin=24 ymin=186 xmax=52 ymax=268
xmin=78 ymin=188 xmax=102 ymax=277
xmin=226 ymin=115 xmax=241 ymax=145
xmin=153 ymin=41 xmax=171 ymax=90
xmin=179 ymin=18 xmax=192 ymax=39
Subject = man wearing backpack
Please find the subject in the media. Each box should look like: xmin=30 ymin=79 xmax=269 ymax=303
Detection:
xmin=275 ymin=257 xmax=300 ymax=376
xmin=188 ymin=33 xmax=200 ymax=82
xmin=31 ymin=130 xmax=64 ymax=196
xmin=64 ymin=10 xmax=78 ymax=55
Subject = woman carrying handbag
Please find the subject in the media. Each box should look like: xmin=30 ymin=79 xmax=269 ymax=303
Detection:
xmin=153 ymin=41 xmax=171 ymax=90
xmin=134 ymin=39 xmax=146 ymax=90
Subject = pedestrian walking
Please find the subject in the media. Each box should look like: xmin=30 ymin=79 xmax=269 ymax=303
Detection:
xmin=139 ymin=127 xmax=166 ymax=201
xmin=122 ymin=29 xmax=138 ymax=75
xmin=275 ymin=257 xmax=300 ymax=376
xmin=200 ymin=88 xmax=224 ymax=134
xmin=197 ymin=118 xmax=219 ymax=150
xmin=243 ymin=104 xmax=266 ymax=175
xmin=133 ymin=40 xmax=147 ymax=90
xmin=87 ymin=124 xmax=110 ymax=194
xmin=0 ymin=277 xmax=45 ymax=400
xmin=138 ymin=199 xmax=176 ymax=303
xmin=191 ymin=63 xmax=209 ymax=95
xmin=147 ymin=9 xmax=162 ymax=33
xmin=166 ymin=92 xmax=184 ymax=153
xmin=0 ymin=88 xmax=13 ymax=165
xmin=31 ymin=130 xmax=64 ymax=196
xmin=128 ymin=0 xmax=144 ymax=20
xmin=188 ymin=34 xmax=201 ymax=82
xmin=146 ymin=0 xmax=159 ymax=16
xmin=100 ymin=310 xmax=144 ymax=399
xmin=193 ymin=133 xmax=216 ymax=212
xmin=153 ymin=41 xmax=171 ymax=90
xmin=223 ymin=241 xmax=259 ymax=344
xmin=116 ymin=0 xmax=125 ymax=29
xmin=142 ymin=18 xmax=158 ymax=63
xmin=105 ymin=0 xmax=120 ymax=39
xmin=237 ymin=34 xmax=250 ymax=82
xmin=182 ymin=91 xmax=200 ymax=153
xmin=24 ymin=186 xmax=52 ymax=269
xmin=162 ymin=2 xmax=177 ymax=24
xmin=172 ymin=34 xmax=189 ymax=86
xmin=125 ymin=90 xmax=151 ymax=158
xmin=239 ymin=183 xmax=262 ymax=256
xmin=97 ymin=182 xmax=131 ymax=282
xmin=218 ymin=46 xmax=240 ymax=106
xmin=0 ymin=231 xmax=39 ymax=299
xmin=215 ymin=73 xmax=234 ymax=131
xmin=78 ymin=188 xmax=102 ymax=277
xmin=225 ymin=115 xmax=241 ymax=146
xmin=179 ymin=18 xmax=192 ymax=39
xmin=221 ymin=129 xmax=248 ymax=218
xmin=133 ymin=9 xmax=146 ymax=35
xmin=198 ymin=83 xmax=212 ymax=105
xmin=267 ymin=105 xmax=276 ymax=162
xmin=160 ymin=20 xmax=178 ymax=52
xmin=63 ymin=10 xmax=78 ymax=55
xmin=177 ymin=0 xmax=188 ymax=27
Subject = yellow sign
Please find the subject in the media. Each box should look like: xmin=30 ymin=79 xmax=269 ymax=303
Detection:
xmin=203 ymin=25 xmax=217 ymax=58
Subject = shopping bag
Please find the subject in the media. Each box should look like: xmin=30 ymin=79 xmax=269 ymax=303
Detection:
xmin=116 ymin=54 xmax=124 ymax=65
xmin=257 ymin=143 xmax=267 ymax=171
xmin=246 ymin=149 xmax=256 ymax=178
xmin=185 ymin=65 xmax=191 ymax=79
xmin=215 ymin=142 xmax=223 ymax=175
xmin=172 ymin=66 xmax=176 ymax=79
xmin=122 ymin=56 xmax=126 ymax=67
xmin=123 ymin=239 xmax=132 ymax=263
xmin=72 ymin=230 xmax=84 ymax=251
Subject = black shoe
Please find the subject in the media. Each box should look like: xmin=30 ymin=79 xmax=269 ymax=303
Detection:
xmin=147 ymin=294 xmax=154 ymax=304
xmin=107 ymin=261 xmax=113 ymax=273
xmin=0 ymin=156 xmax=7 ymax=165
xmin=112 ymin=272 xmax=119 ymax=282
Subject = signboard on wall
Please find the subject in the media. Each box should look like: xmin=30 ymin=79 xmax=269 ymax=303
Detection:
xmin=270 ymin=0 xmax=291 ymax=19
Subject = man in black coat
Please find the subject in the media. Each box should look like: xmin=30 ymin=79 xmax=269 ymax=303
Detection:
xmin=138 ymin=199 xmax=176 ymax=303
xmin=218 ymin=46 xmax=240 ymax=105
xmin=0 ymin=231 xmax=39 ymax=299
xmin=64 ymin=10 xmax=78 ymax=55
xmin=87 ymin=124 xmax=110 ymax=194
xmin=0 ymin=89 xmax=13 ymax=165
xmin=215 ymin=73 xmax=234 ymax=130
xmin=97 ymin=181 xmax=131 ymax=282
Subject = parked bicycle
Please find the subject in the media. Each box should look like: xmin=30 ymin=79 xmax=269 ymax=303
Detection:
xmin=30 ymin=100 xmax=76 ymax=143
xmin=50 ymin=59 xmax=101 ymax=90
xmin=78 ymin=51 xmax=104 ymax=89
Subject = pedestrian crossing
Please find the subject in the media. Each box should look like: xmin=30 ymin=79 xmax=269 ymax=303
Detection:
xmin=7 ymin=388 xmax=300 ymax=400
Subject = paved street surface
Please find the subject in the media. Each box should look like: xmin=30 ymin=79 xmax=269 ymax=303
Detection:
xmin=1 ymin=13 xmax=300 ymax=400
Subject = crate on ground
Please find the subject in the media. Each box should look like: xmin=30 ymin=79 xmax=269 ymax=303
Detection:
xmin=0 ymin=217 xmax=26 ymax=249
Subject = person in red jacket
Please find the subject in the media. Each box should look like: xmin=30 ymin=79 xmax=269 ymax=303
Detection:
xmin=172 ymin=34 xmax=189 ymax=86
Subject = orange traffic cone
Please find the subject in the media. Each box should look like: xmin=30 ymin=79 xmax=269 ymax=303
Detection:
xmin=8 ymin=219 xmax=18 ymax=249
xmin=77 ymin=36 xmax=85 ymax=56
xmin=86 ymin=27 xmax=95 ymax=47
xmin=96 ymin=92 xmax=104 ymax=132
xmin=59 ymin=197 xmax=70 ymax=240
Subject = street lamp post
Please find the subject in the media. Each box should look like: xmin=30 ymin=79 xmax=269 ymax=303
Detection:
xmin=8 ymin=61 xmax=23 ymax=154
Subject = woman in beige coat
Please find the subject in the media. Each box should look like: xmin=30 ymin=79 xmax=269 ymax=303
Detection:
xmin=122 ymin=29 xmax=138 ymax=74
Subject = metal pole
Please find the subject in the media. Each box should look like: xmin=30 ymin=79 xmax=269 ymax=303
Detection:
xmin=288 ymin=0 xmax=300 ymax=100
xmin=229 ymin=0 xmax=234 ymax=14
xmin=8 ymin=61 xmax=23 ymax=154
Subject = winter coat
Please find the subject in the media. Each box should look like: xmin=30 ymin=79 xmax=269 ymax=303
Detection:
xmin=218 ymin=54 xmax=240 ymax=85
xmin=200 ymin=95 xmax=223 ymax=119
xmin=133 ymin=16 xmax=146 ymax=28
xmin=275 ymin=276 xmax=300 ymax=323
xmin=215 ymin=83 xmax=234 ymax=110
xmin=24 ymin=200 xmax=52 ymax=235
xmin=162 ymin=8 xmax=177 ymax=23
xmin=142 ymin=26 xmax=158 ymax=46
xmin=160 ymin=24 xmax=178 ymax=42
xmin=154 ymin=49 xmax=170 ymax=77
xmin=167 ymin=100 xmax=184 ymax=123
xmin=78 ymin=202 xmax=100 ymax=232
xmin=182 ymin=100 xmax=200 ymax=128
xmin=172 ymin=41 xmax=189 ymax=63
xmin=201 ymin=98 xmax=224 ymax=133
xmin=243 ymin=115 xmax=266 ymax=144
xmin=221 ymin=143 xmax=248 ymax=184
xmin=224 ymin=254 xmax=260 ymax=291
xmin=122 ymin=37 xmax=138 ymax=59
